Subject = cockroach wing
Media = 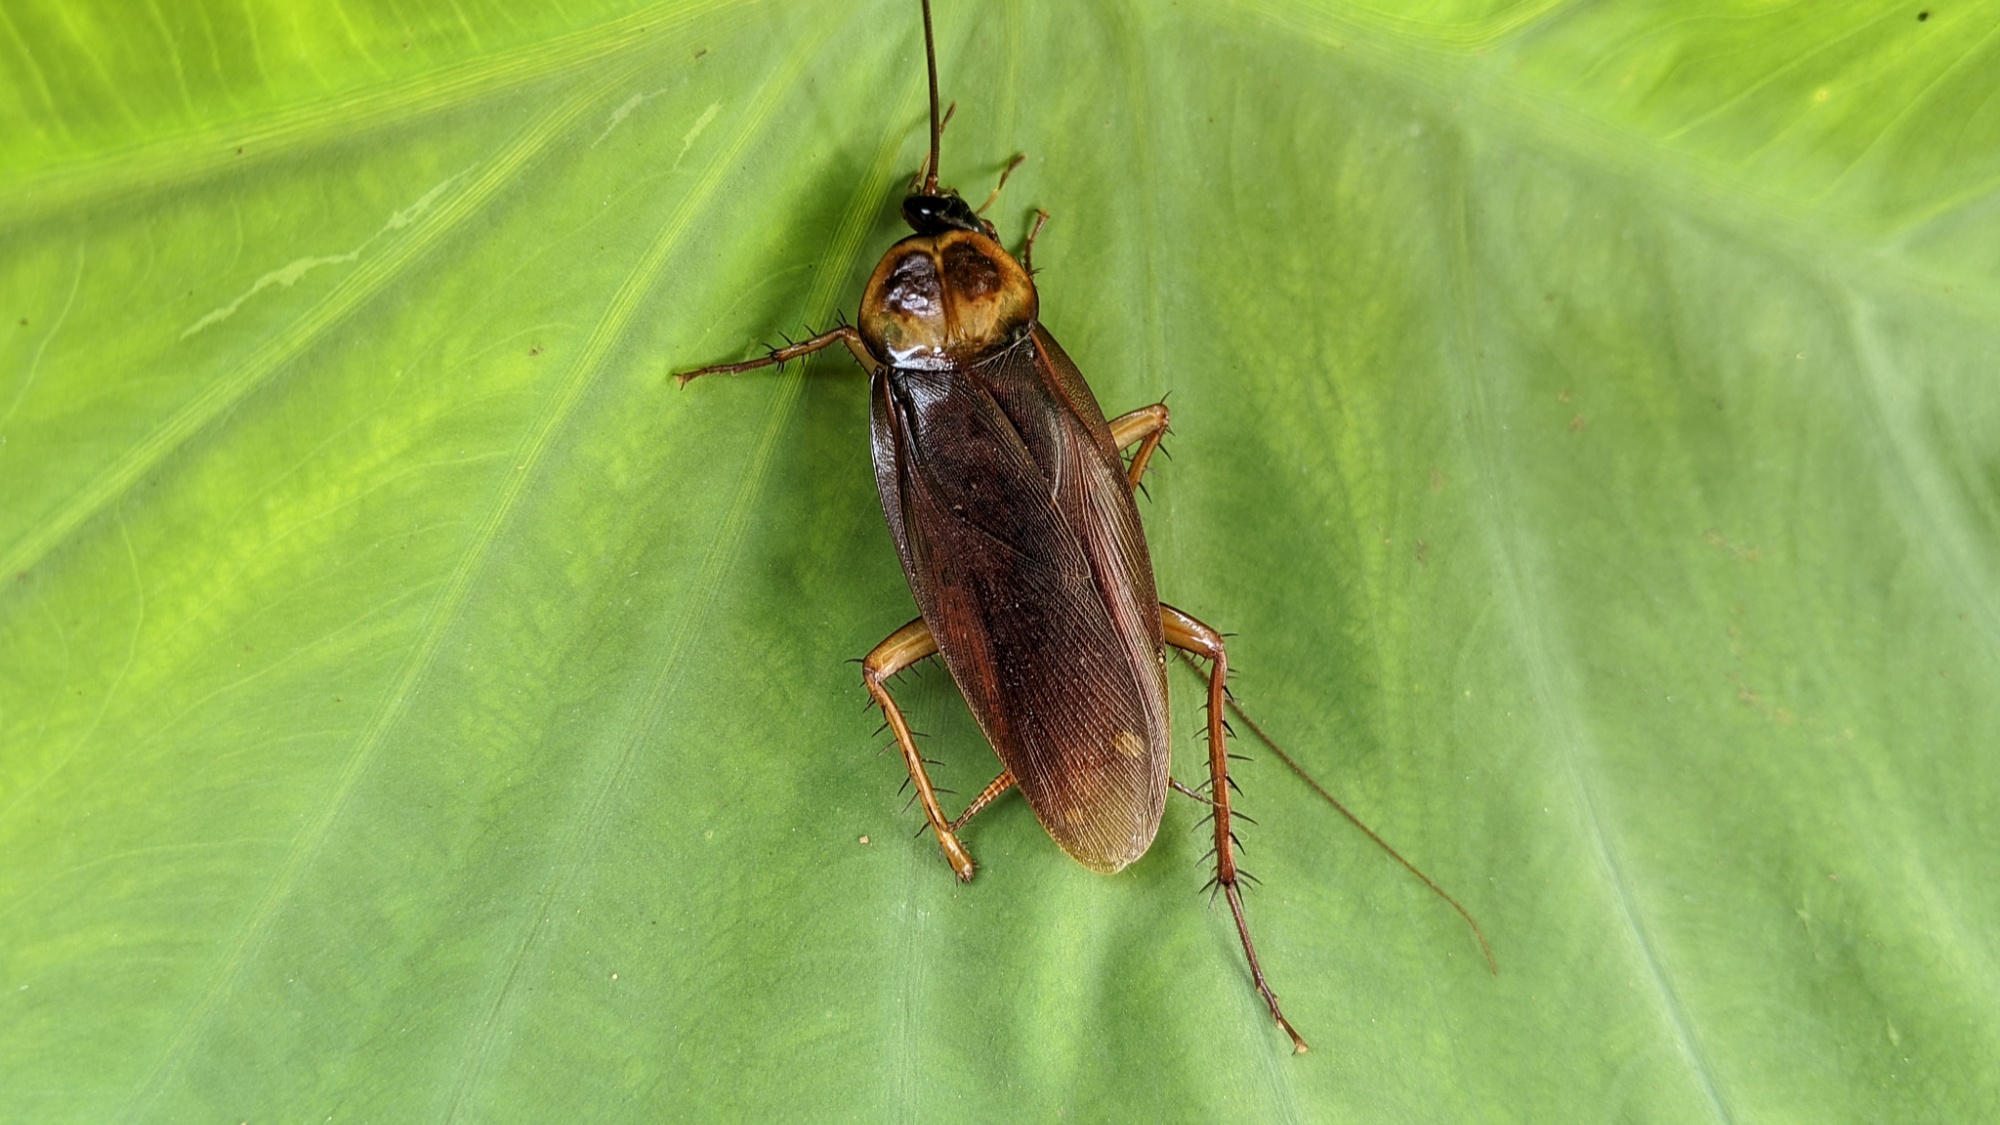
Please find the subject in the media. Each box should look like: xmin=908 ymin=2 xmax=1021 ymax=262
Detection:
xmin=870 ymin=326 xmax=1170 ymax=873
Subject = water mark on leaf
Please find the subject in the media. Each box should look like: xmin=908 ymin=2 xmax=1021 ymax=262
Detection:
xmin=180 ymin=169 xmax=470 ymax=339
xmin=675 ymin=102 xmax=722 ymax=168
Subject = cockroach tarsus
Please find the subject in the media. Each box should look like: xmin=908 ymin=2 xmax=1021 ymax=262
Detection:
xmin=677 ymin=0 xmax=1491 ymax=1055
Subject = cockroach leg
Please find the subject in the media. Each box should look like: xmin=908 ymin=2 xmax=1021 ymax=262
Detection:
xmin=862 ymin=617 xmax=978 ymax=881
xmin=1106 ymin=403 xmax=1171 ymax=490
xmin=1020 ymin=209 xmax=1050 ymax=274
xmin=975 ymin=153 xmax=1028 ymax=215
xmin=676 ymin=326 xmax=875 ymax=385
xmin=1161 ymin=602 xmax=1309 ymax=1055
xmin=948 ymin=771 xmax=1015 ymax=832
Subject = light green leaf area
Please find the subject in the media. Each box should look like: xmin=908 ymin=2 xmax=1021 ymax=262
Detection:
xmin=3 ymin=0 xmax=1996 ymax=1119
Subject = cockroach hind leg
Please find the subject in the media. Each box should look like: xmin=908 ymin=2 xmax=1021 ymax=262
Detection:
xmin=1161 ymin=602 xmax=1310 ymax=1053
xmin=1223 ymin=882 xmax=1309 ymax=1053
xmin=1165 ymin=630 xmax=1500 ymax=980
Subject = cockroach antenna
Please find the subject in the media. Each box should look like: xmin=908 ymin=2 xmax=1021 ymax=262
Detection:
xmin=922 ymin=0 xmax=942 ymax=194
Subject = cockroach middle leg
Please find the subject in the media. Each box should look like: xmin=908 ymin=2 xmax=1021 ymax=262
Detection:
xmin=677 ymin=325 xmax=875 ymax=385
xmin=1162 ymin=602 xmax=1309 ymax=1055
xmin=862 ymin=617 xmax=978 ymax=881
xmin=1106 ymin=403 xmax=1171 ymax=490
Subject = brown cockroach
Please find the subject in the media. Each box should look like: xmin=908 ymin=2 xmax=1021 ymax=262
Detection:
xmin=680 ymin=0 xmax=1490 ymax=1054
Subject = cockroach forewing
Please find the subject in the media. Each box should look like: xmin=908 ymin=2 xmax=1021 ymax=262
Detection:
xmin=869 ymin=329 xmax=1170 ymax=873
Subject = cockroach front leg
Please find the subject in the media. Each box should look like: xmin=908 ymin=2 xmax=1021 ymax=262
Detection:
xmin=1162 ymin=602 xmax=1309 ymax=1054
xmin=677 ymin=325 xmax=876 ymax=385
xmin=975 ymin=153 xmax=1027 ymax=217
xmin=862 ymin=617 xmax=979 ymax=881
xmin=1107 ymin=402 xmax=1171 ymax=490
xmin=1020 ymin=209 xmax=1050 ymax=275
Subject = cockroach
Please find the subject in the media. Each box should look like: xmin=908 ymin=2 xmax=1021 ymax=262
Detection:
xmin=679 ymin=0 xmax=1490 ymax=1054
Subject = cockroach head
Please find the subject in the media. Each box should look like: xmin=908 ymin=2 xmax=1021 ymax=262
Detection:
xmin=902 ymin=191 xmax=983 ymax=236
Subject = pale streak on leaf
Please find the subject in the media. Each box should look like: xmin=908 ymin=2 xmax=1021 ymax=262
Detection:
xmin=674 ymin=101 xmax=722 ymax=166
xmin=113 ymin=70 xmax=642 ymax=1122
xmin=591 ymin=88 xmax=665 ymax=147
xmin=179 ymin=169 xmax=470 ymax=339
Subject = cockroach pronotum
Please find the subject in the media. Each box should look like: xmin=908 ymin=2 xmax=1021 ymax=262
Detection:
xmin=678 ymin=0 xmax=1491 ymax=1054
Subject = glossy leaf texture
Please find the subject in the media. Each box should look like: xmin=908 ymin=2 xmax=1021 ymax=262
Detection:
xmin=4 ymin=1 xmax=1997 ymax=1120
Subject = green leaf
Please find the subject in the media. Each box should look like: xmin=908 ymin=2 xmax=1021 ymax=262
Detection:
xmin=4 ymin=0 xmax=1996 ymax=1119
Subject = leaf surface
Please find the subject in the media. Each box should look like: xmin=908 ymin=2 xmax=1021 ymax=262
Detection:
xmin=3 ymin=1 xmax=1996 ymax=1120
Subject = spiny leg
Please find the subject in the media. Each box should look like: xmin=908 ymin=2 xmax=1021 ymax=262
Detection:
xmin=677 ymin=325 xmax=875 ymax=385
xmin=1162 ymin=602 xmax=1309 ymax=1054
xmin=862 ymin=617 xmax=978 ymax=881
xmin=1106 ymin=403 xmax=1171 ymax=491
xmin=949 ymin=771 xmax=1015 ymax=832
xmin=1194 ymin=664 xmax=1498 ymax=975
